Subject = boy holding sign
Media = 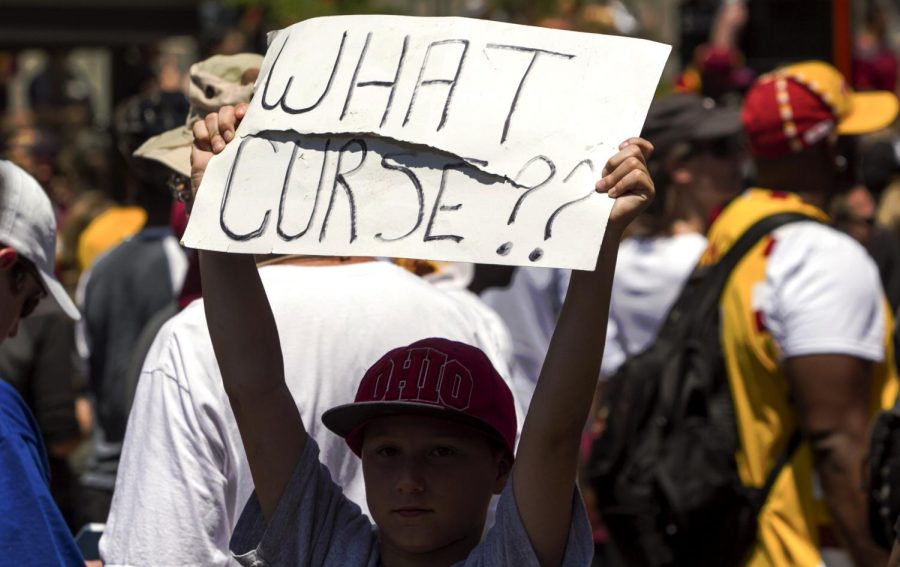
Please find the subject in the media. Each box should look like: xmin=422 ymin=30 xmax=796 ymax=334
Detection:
xmin=192 ymin=103 xmax=653 ymax=566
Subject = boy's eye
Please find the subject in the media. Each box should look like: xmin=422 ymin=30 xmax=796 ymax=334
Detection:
xmin=429 ymin=446 xmax=456 ymax=458
xmin=377 ymin=446 xmax=399 ymax=457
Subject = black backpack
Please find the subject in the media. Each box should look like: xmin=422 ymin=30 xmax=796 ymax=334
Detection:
xmin=587 ymin=213 xmax=812 ymax=567
xmin=866 ymin=297 xmax=900 ymax=549
xmin=868 ymin=390 xmax=900 ymax=548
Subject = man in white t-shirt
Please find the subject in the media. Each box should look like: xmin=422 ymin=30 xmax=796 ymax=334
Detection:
xmin=99 ymin=256 xmax=524 ymax=566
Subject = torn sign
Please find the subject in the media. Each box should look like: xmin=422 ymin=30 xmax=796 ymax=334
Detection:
xmin=182 ymin=15 xmax=670 ymax=270
xmin=241 ymin=14 xmax=671 ymax=181
xmin=183 ymin=133 xmax=612 ymax=269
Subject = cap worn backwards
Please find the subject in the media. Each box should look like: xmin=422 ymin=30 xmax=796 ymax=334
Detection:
xmin=642 ymin=92 xmax=743 ymax=161
xmin=742 ymin=60 xmax=900 ymax=160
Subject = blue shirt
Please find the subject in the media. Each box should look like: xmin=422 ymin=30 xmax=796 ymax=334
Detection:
xmin=0 ymin=379 xmax=83 ymax=565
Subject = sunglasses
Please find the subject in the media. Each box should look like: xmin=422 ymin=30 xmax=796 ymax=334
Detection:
xmin=689 ymin=136 xmax=746 ymax=159
xmin=16 ymin=256 xmax=47 ymax=319
xmin=167 ymin=173 xmax=193 ymax=204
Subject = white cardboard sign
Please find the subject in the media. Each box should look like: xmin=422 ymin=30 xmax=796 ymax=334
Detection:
xmin=183 ymin=15 xmax=670 ymax=270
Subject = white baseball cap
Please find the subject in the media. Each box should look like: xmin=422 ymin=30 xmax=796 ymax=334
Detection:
xmin=0 ymin=160 xmax=80 ymax=320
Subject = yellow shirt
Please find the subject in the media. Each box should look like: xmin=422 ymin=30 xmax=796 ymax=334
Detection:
xmin=77 ymin=206 xmax=147 ymax=270
xmin=701 ymin=189 xmax=898 ymax=566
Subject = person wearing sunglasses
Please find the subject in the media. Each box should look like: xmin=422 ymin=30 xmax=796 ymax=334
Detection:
xmin=0 ymin=159 xmax=84 ymax=565
xmin=598 ymin=92 xmax=747 ymax=378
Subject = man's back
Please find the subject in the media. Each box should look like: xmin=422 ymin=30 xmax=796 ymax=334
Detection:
xmin=101 ymin=260 xmax=522 ymax=566
xmin=703 ymin=189 xmax=898 ymax=566
xmin=77 ymin=227 xmax=188 ymax=519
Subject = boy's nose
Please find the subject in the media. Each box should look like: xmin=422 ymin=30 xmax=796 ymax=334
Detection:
xmin=395 ymin=463 xmax=426 ymax=494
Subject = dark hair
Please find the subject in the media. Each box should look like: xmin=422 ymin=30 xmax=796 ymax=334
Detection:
xmin=114 ymin=91 xmax=189 ymax=160
xmin=640 ymin=141 xmax=692 ymax=235
xmin=4 ymin=249 xmax=37 ymax=295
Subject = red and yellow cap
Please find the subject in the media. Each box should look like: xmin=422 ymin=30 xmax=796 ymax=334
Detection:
xmin=742 ymin=61 xmax=898 ymax=159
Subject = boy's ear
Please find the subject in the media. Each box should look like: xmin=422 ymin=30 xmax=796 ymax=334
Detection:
xmin=0 ymin=247 xmax=18 ymax=271
xmin=493 ymin=454 xmax=513 ymax=494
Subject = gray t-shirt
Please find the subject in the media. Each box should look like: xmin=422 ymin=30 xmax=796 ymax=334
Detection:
xmin=230 ymin=440 xmax=592 ymax=566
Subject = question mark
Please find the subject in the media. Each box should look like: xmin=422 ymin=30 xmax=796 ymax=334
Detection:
xmin=526 ymin=159 xmax=595 ymax=262
xmin=496 ymin=155 xmax=556 ymax=257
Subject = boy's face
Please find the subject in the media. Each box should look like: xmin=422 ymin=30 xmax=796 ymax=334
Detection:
xmin=361 ymin=414 xmax=509 ymax=560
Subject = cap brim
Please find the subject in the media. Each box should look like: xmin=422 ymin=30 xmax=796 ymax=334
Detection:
xmin=322 ymin=400 xmax=500 ymax=441
xmin=693 ymin=107 xmax=743 ymax=140
xmin=838 ymin=91 xmax=899 ymax=136
xmin=133 ymin=126 xmax=193 ymax=178
xmin=34 ymin=269 xmax=80 ymax=320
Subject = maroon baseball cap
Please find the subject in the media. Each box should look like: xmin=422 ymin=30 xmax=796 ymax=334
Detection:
xmin=322 ymin=338 xmax=517 ymax=459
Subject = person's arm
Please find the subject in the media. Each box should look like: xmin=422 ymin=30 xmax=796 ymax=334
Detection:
xmin=192 ymin=105 xmax=306 ymax=521
xmin=786 ymin=355 xmax=888 ymax=566
xmin=890 ymin=536 xmax=900 ymax=567
xmin=711 ymin=0 xmax=747 ymax=49
xmin=512 ymin=138 xmax=654 ymax=566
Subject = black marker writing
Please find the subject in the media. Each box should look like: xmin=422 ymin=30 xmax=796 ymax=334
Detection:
xmin=277 ymin=139 xmax=332 ymax=241
xmin=485 ymin=44 xmax=575 ymax=144
xmin=262 ymin=31 xmax=348 ymax=115
xmin=375 ymin=153 xmax=425 ymax=242
xmin=545 ymin=159 xmax=595 ymax=240
xmin=508 ymin=155 xmax=555 ymax=224
xmin=319 ymin=139 xmax=366 ymax=243
xmin=424 ymin=158 xmax=486 ymax=243
xmin=220 ymin=136 xmax=272 ymax=241
xmin=403 ymin=39 xmax=469 ymax=132
xmin=342 ymin=33 xmax=410 ymax=128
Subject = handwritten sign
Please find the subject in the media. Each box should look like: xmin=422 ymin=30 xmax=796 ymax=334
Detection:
xmin=183 ymin=15 xmax=670 ymax=270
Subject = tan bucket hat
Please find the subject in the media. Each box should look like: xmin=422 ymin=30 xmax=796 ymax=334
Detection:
xmin=133 ymin=53 xmax=263 ymax=177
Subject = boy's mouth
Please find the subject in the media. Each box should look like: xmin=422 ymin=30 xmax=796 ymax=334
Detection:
xmin=392 ymin=508 xmax=433 ymax=517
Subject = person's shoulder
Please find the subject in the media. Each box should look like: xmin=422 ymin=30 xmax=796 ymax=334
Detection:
xmin=766 ymin=222 xmax=883 ymax=314
xmin=771 ymin=221 xmax=876 ymax=272
xmin=260 ymin=259 xmax=421 ymax=286
xmin=137 ymin=301 xmax=215 ymax=383
xmin=0 ymin=380 xmax=39 ymax=441
xmin=464 ymin=480 xmax=593 ymax=566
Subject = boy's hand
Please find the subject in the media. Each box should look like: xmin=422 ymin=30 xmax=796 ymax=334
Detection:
xmin=595 ymin=137 xmax=655 ymax=236
xmin=189 ymin=102 xmax=249 ymax=213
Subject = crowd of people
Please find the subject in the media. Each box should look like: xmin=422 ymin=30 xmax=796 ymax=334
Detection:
xmin=3 ymin=2 xmax=900 ymax=567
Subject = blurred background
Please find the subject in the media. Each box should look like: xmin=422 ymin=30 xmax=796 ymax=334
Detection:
xmin=2 ymin=0 xmax=896 ymax=233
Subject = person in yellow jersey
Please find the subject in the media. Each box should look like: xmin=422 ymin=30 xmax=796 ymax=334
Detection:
xmin=700 ymin=61 xmax=899 ymax=566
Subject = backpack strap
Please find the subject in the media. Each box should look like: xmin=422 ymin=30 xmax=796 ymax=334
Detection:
xmin=694 ymin=212 xmax=820 ymax=317
xmin=752 ymin=429 xmax=802 ymax=513
xmin=660 ymin=212 xmax=820 ymax=412
xmin=686 ymin=212 xmax=816 ymax=512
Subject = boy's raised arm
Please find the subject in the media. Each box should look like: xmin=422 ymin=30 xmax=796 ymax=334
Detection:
xmin=194 ymin=105 xmax=307 ymax=520
xmin=512 ymin=138 xmax=654 ymax=566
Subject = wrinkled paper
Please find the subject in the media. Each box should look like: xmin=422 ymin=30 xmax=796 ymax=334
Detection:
xmin=183 ymin=15 xmax=670 ymax=270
